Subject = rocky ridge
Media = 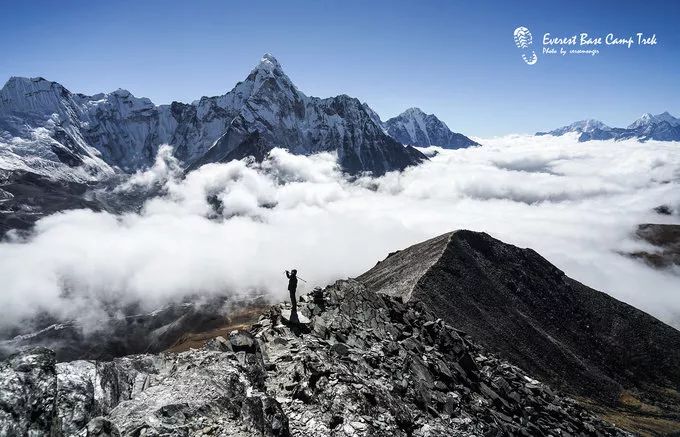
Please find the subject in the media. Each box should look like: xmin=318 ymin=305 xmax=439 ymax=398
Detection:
xmin=358 ymin=230 xmax=680 ymax=434
xmin=1 ymin=277 xmax=628 ymax=436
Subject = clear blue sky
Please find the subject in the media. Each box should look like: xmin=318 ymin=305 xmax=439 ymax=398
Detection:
xmin=2 ymin=0 xmax=678 ymax=136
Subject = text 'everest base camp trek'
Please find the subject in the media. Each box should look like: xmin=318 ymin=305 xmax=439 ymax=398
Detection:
xmin=0 ymin=55 xmax=679 ymax=437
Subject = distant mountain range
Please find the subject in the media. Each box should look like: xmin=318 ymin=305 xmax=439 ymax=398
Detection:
xmin=537 ymin=112 xmax=680 ymax=142
xmin=0 ymin=54 xmax=477 ymax=182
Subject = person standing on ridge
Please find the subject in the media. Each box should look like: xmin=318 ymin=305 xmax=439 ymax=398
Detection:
xmin=285 ymin=269 xmax=298 ymax=311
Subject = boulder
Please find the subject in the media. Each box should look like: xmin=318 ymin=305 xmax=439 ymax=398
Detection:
xmin=280 ymin=309 xmax=310 ymax=325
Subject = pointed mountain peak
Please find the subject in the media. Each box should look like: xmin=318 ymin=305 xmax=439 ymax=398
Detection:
xmin=385 ymin=107 xmax=476 ymax=149
xmin=402 ymin=107 xmax=427 ymax=116
xmin=237 ymin=53 xmax=303 ymax=101
xmin=654 ymin=111 xmax=679 ymax=126
xmin=629 ymin=112 xmax=660 ymax=129
xmin=256 ymin=53 xmax=283 ymax=73
xmin=245 ymin=53 xmax=293 ymax=85
xmin=111 ymin=88 xmax=133 ymax=97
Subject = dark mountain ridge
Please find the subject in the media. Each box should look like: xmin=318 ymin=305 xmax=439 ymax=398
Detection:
xmin=359 ymin=230 xmax=680 ymax=433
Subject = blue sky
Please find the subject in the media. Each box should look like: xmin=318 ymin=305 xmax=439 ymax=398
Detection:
xmin=2 ymin=0 xmax=678 ymax=137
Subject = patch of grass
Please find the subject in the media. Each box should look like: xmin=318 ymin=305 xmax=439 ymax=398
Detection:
xmin=577 ymin=392 xmax=680 ymax=437
xmin=165 ymin=304 xmax=268 ymax=353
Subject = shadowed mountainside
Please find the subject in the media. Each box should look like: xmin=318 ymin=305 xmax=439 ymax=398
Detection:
xmin=358 ymin=230 xmax=680 ymax=434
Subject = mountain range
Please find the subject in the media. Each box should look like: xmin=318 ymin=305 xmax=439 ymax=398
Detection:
xmin=0 ymin=54 xmax=478 ymax=183
xmin=537 ymin=112 xmax=680 ymax=142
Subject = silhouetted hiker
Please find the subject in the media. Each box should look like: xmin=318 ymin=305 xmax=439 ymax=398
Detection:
xmin=286 ymin=269 xmax=298 ymax=311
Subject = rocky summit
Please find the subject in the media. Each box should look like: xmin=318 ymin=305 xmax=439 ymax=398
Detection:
xmin=1 ymin=278 xmax=627 ymax=437
xmin=358 ymin=230 xmax=680 ymax=434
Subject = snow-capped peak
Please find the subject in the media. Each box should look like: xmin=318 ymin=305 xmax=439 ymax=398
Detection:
xmin=243 ymin=53 xmax=300 ymax=98
xmin=568 ymin=119 xmax=610 ymax=131
xmin=628 ymin=111 xmax=679 ymax=129
xmin=0 ymin=76 xmax=73 ymax=116
xmin=654 ymin=111 xmax=680 ymax=126
xmin=539 ymin=112 xmax=680 ymax=142
xmin=535 ymin=119 xmax=610 ymax=138
xmin=110 ymin=88 xmax=133 ymax=97
xmin=402 ymin=107 xmax=426 ymax=117
xmin=384 ymin=107 xmax=478 ymax=149
xmin=255 ymin=53 xmax=283 ymax=73
xmin=629 ymin=112 xmax=654 ymax=128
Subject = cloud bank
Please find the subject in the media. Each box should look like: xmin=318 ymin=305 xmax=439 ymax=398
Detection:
xmin=1 ymin=134 xmax=679 ymax=332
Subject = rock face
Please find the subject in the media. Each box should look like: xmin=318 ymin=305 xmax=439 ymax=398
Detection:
xmin=536 ymin=112 xmax=680 ymax=142
xmin=0 ymin=346 xmax=288 ymax=437
xmin=0 ymin=277 xmax=627 ymax=436
xmin=0 ymin=169 xmax=110 ymax=236
xmin=629 ymin=223 xmax=680 ymax=269
xmin=0 ymin=55 xmax=426 ymax=178
xmin=383 ymin=108 xmax=479 ymax=149
xmin=358 ymin=231 xmax=680 ymax=429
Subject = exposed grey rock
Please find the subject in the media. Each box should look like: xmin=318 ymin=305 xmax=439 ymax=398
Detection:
xmin=229 ymin=330 xmax=257 ymax=353
xmin=0 ymin=347 xmax=57 ymax=436
xmin=653 ymin=204 xmax=675 ymax=216
xmin=83 ymin=417 xmax=120 ymax=437
xmin=1 ymin=345 xmax=289 ymax=436
xmin=254 ymin=280 xmax=626 ymax=436
xmin=281 ymin=310 xmax=310 ymax=326
xmin=205 ymin=336 xmax=232 ymax=352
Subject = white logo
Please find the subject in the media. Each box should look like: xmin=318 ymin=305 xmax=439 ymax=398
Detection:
xmin=514 ymin=26 xmax=538 ymax=65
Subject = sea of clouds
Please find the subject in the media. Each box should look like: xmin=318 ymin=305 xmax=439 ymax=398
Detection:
xmin=1 ymin=133 xmax=679 ymax=332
